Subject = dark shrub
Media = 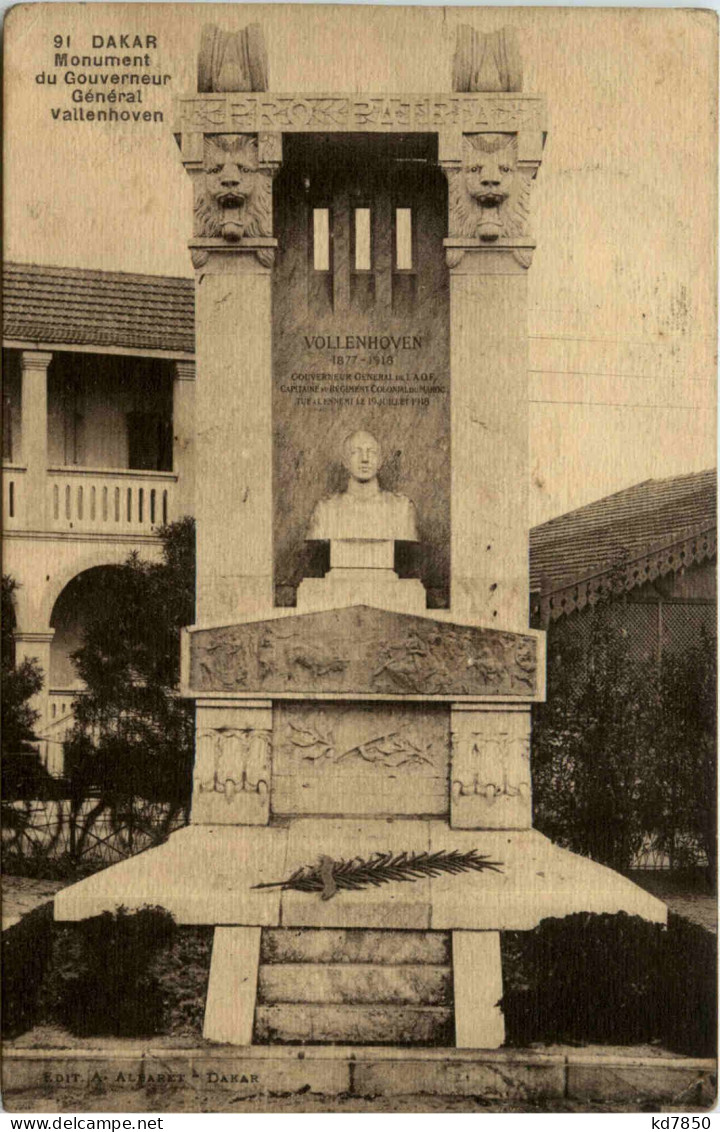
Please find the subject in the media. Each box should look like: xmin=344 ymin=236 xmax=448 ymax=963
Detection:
xmin=6 ymin=909 xmax=212 ymax=1040
xmin=1 ymin=902 xmax=55 ymax=1038
xmin=501 ymin=911 xmax=716 ymax=1057
xmin=42 ymin=907 xmax=177 ymax=1037
xmin=149 ymin=926 xmax=213 ymax=1035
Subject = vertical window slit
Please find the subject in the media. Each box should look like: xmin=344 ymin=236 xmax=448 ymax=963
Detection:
xmin=395 ymin=208 xmax=413 ymax=270
xmin=354 ymin=208 xmax=371 ymax=270
xmin=313 ymin=208 xmax=330 ymax=271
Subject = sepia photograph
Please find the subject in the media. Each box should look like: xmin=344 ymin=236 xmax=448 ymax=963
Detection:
xmin=1 ymin=3 xmax=717 ymax=1115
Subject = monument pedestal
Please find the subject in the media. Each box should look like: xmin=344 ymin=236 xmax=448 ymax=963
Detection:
xmin=54 ymin=820 xmax=666 ymax=1049
xmin=297 ymin=569 xmax=426 ymax=615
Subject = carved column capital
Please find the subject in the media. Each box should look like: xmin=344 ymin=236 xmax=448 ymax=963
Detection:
xmin=178 ymin=131 xmax=282 ymax=270
xmin=440 ymin=129 xmax=544 ymax=271
xmin=450 ymin=704 xmax=532 ymax=830
xmin=193 ymin=700 xmax=273 ymax=826
xmin=177 ymin=26 xmax=281 ymax=271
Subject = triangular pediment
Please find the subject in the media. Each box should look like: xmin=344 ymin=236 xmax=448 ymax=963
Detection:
xmin=189 ymin=605 xmax=538 ymax=699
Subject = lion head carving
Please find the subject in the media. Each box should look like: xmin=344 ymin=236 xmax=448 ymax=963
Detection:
xmin=194 ymin=134 xmax=272 ymax=245
xmin=448 ymin=134 xmax=531 ymax=257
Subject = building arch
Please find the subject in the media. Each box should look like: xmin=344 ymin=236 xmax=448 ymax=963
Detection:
xmin=35 ymin=540 xmax=164 ymax=631
xmin=48 ymin=564 xmax=130 ymax=690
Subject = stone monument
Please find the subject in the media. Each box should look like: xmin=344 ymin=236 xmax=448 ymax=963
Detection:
xmin=55 ymin=22 xmax=666 ymax=1055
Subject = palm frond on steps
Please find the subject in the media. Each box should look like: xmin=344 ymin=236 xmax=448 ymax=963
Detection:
xmin=253 ymin=849 xmax=503 ymax=901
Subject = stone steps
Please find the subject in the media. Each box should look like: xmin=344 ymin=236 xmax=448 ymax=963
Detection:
xmin=255 ymin=1004 xmax=454 ymax=1046
xmin=260 ymin=928 xmax=451 ymax=966
xmin=255 ymin=928 xmax=454 ymax=1046
xmin=258 ymin=963 xmax=452 ymax=1004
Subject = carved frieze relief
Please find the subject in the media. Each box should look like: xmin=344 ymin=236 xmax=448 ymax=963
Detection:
xmin=450 ymin=707 xmax=532 ymax=829
xmin=272 ymin=702 xmax=450 ymax=816
xmin=451 ymin=733 xmax=530 ymax=801
xmin=189 ymin=607 xmax=539 ymax=698
xmin=285 ymin=712 xmax=436 ymax=770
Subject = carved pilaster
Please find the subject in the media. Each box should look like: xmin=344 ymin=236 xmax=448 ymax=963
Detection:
xmin=193 ymin=700 xmax=272 ymax=825
xmin=450 ymin=704 xmax=532 ymax=830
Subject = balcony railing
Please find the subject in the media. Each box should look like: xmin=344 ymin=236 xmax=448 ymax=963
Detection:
xmin=47 ymin=467 xmax=177 ymax=535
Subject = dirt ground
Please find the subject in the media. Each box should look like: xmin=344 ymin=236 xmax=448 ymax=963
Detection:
xmin=625 ymin=870 xmax=717 ymax=934
xmin=2 ymin=875 xmax=66 ymax=930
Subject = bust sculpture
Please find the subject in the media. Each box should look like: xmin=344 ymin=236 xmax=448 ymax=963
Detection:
xmin=307 ymin=430 xmax=418 ymax=543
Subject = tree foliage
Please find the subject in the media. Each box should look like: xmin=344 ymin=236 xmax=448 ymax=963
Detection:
xmin=65 ymin=518 xmax=196 ymax=824
xmin=1 ymin=575 xmax=43 ymax=755
xmin=1 ymin=575 xmax=53 ymax=800
xmin=532 ymin=604 xmax=716 ymax=878
xmin=646 ymin=628 xmax=717 ymax=878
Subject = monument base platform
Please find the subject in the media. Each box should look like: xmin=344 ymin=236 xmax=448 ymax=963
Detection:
xmin=3 ymin=1045 xmax=715 ymax=1110
xmin=54 ymin=820 xmax=666 ymax=928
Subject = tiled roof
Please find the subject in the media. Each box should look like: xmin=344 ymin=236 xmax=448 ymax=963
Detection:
xmin=3 ymin=262 xmax=194 ymax=355
xmin=530 ymin=469 xmax=717 ymax=595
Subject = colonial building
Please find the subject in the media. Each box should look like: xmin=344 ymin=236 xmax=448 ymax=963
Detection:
xmin=530 ymin=469 xmax=717 ymax=660
xmin=3 ymin=262 xmax=195 ymax=772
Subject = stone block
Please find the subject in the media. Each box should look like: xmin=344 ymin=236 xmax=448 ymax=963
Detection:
xmin=352 ymin=1053 xmax=566 ymax=1098
xmin=426 ymin=825 xmax=667 ymax=930
xmin=254 ymin=1003 xmax=453 ymax=1045
xmin=55 ymin=824 xmax=288 ymax=925
xmin=330 ymin=540 xmax=395 ymax=569
xmin=567 ymin=1057 xmax=718 ymax=1105
xmin=296 ymin=572 xmax=426 ymax=615
xmin=1 ymin=1053 xmax=145 ymax=1096
xmin=453 ymin=931 xmax=505 ymax=1048
xmin=203 ymin=926 xmax=261 ymax=1044
xmin=279 ymin=818 xmax=432 ymax=929
xmin=142 ymin=1052 xmax=350 ymax=1096
xmin=260 ymin=928 xmax=451 ymax=965
xmin=257 ymin=962 xmax=451 ymax=1004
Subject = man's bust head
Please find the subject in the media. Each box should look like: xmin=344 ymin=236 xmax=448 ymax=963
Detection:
xmin=307 ymin=428 xmax=418 ymax=542
xmin=342 ymin=429 xmax=382 ymax=485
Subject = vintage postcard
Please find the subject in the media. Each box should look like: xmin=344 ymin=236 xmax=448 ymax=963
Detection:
xmin=1 ymin=3 xmax=717 ymax=1116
